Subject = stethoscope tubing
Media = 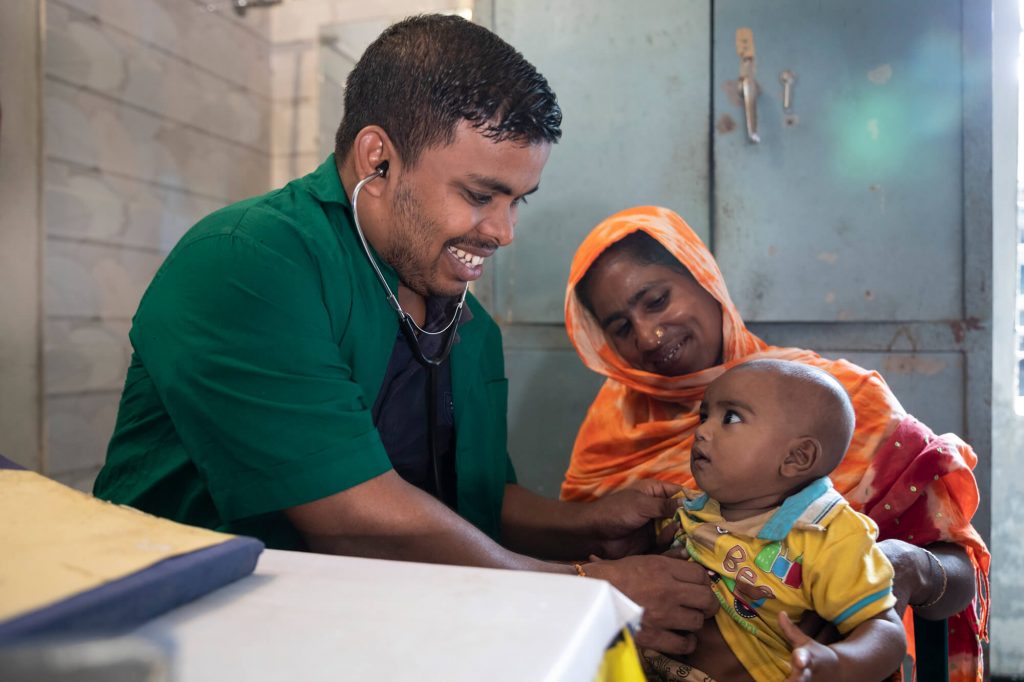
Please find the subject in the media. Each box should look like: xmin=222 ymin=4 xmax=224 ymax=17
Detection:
xmin=350 ymin=168 xmax=468 ymax=343
xmin=350 ymin=167 xmax=462 ymax=507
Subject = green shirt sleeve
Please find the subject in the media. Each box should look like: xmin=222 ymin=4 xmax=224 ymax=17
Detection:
xmin=131 ymin=212 xmax=392 ymax=522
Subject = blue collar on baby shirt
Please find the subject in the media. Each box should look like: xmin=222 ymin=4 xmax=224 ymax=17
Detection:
xmin=682 ymin=477 xmax=842 ymax=541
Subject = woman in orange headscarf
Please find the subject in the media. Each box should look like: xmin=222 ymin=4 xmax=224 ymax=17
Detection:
xmin=562 ymin=206 xmax=989 ymax=681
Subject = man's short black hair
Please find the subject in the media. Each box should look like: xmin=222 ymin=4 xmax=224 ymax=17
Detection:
xmin=335 ymin=14 xmax=562 ymax=167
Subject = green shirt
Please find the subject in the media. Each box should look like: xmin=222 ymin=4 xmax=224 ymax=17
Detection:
xmin=94 ymin=156 xmax=516 ymax=550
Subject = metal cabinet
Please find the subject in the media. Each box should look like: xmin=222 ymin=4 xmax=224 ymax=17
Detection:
xmin=479 ymin=0 xmax=991 ymax=541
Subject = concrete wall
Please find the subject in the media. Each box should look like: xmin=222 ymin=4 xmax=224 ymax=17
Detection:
xmin=267 ymin=0 xmax=472 ymax=187
xmin=32 ymin=0 xmax=474 ymax=491
xmin=0 ymin=1 xmax=45 ymax=471
xmin=41 ymin=0 xmax=273 ymax=490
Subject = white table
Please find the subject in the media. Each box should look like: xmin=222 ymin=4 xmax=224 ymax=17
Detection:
xmin=133 ymin=549 xmax=643 ymax=682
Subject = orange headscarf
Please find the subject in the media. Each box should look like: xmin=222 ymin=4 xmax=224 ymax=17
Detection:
xmin=562 ymin=206 xmax=990 ymax=680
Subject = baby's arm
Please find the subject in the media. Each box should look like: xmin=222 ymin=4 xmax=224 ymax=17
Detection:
xmin=778 ymin=608 xmax=905 ymax=682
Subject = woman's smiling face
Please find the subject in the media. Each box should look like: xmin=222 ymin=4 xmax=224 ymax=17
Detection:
xmin=584 ymin=250 xmax=723 ymax=376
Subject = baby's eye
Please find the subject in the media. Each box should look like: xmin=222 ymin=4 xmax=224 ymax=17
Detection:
xmin=613 ymin=321 xmax=631 ymax=339
xmin=698 ymin=411 xmax=707 ymax=424
xmin=723 ymin=410 xmax=742 ymax=425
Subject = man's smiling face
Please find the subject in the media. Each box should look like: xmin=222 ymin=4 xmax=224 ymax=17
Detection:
xmin=381 ymin=121 xmax=551 ymax=298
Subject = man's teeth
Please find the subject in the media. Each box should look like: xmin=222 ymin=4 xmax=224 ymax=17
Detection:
xmin=448 ymin=246 xmax=485 ymax=267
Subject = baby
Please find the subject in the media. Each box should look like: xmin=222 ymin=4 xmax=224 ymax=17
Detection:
xmin=659 ymin=359 xmax=905 ymax=682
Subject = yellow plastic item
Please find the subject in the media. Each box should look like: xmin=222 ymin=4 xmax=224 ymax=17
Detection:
xmin=594 ymin=627 xmax=646 ymax=682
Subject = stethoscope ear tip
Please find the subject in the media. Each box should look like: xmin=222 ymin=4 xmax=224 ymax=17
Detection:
xmin=351 ymin=165 xmax=467 ymax=364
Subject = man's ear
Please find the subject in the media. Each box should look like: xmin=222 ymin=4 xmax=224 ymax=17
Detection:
xmin=780 ymin=437 xmax=821 ymax=479
xmin=351 ymin=125 xmax=398 ymax=198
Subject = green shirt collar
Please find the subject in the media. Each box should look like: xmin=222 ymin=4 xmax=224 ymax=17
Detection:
xmin=304 ymin=154 xmax=352 ymax=208
xmin=303 ymin=154 xmax=474 ymax=325
xmin=303 ymin=154 xmax=401 ymax=291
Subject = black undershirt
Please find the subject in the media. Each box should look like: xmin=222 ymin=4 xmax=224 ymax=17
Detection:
xmin=371 ymin=297 xmax=470 ymax=506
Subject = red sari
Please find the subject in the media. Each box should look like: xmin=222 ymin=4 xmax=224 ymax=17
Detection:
xmin=561 ymin=206 xmax=990 ymax=680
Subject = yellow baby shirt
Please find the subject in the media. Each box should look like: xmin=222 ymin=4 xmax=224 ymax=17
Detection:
xmin=673 ymin=477 xmax=896 ymax=682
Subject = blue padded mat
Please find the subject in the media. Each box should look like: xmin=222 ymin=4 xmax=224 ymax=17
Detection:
xmin=0 ymin=455 xmax=264 ymax=642
xmin=0 ymin=454 xmax=26 ymax=470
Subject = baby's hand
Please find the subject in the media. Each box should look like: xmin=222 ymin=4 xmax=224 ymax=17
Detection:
xmin=779 ymin=611 xmax=841 ymax=682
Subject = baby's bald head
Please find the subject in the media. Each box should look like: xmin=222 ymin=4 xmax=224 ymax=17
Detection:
xmin=729 ymin=359 xmax=855 ymax=474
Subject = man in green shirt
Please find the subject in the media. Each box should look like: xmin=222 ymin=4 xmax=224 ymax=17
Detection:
xmin=94 ymin=14 xmax=716 ymax=655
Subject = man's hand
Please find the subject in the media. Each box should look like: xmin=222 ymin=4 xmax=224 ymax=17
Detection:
xmin=581 ymin=479 xmax=683 ymax=558
xmin=500 ymin=481 xmax=682 ymax=562
xmin=585 ymin=554 xmax=718 ymax=654
xmin=779 ymin=612 xmax=840 ymax=681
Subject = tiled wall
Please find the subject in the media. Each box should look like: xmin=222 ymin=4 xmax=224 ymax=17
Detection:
xmin=268 ymin=0 xmax=358 ymax=188
xmin=267 ymin=0 xmax=472 ymax=187
xmin=38 ymin=0 xmax=470 ymax=491
xmin=0 ymin=1 xmax=44 ymax=471
xmin=269 ymin=38 xmax=321 ymax=188
xmin=43 ymin=0 xmax=272 ymax=489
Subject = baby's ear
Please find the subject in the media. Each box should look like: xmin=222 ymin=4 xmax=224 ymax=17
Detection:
xmin=780 ymin=437 xmax=821 ymax=478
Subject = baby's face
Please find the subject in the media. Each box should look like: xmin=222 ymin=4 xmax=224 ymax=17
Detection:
xmin=692 ymin=368 xmax=798 ymax=505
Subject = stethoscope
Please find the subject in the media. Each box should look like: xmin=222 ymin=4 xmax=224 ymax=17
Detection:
xmin=350 ymin=160 xmax=467 ymax=507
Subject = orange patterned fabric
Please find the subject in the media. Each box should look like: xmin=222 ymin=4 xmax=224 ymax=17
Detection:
xmin=561 ymin=206 xmax=990 ymax=681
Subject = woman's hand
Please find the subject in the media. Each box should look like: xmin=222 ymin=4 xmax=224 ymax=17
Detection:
xmin=876 ymin=539 xmax=931 ymax=616
xmin=879 ymin=540 xmax=975 ymax=619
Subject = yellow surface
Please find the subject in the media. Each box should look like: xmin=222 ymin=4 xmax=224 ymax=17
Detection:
xmin=595 ymin=628 xmax=645 ymax=682
xmin=0 ymin=470 xmax=235 ymax=622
